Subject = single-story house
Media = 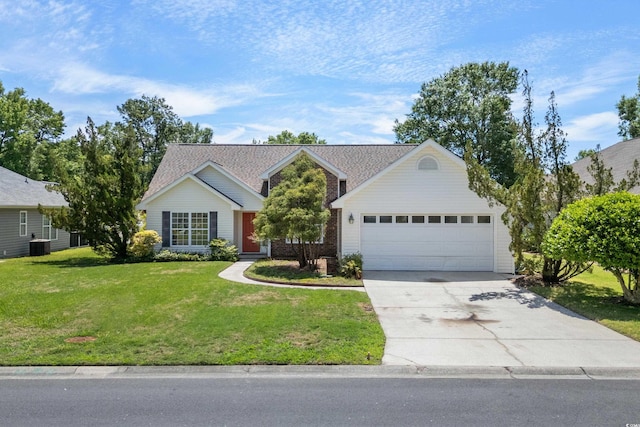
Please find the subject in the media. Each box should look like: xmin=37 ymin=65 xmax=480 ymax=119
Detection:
xmin=571 ymin=137 xmax=640 ymax=194
xmin=0 ymin=166 xmax=71 ymax=258
xmin=137 ymin=140 xmax=514 ymax=273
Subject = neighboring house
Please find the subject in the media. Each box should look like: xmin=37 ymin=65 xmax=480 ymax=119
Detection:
xmin=571 ymin=137 xmax=640 ymax=194
xmin=0 ymin=166 xmax=71 ymax=258
xmin=137 ymin=140 xmax=514 ymax=273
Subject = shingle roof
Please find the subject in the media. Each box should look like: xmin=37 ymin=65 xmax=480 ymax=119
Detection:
xmin=142 ymin=144 xmax=417 ymax=202
xmin=571 ymin=137 xmax=640 ymax=194
xmin=0 ymin=166 xmax=68 ymax=207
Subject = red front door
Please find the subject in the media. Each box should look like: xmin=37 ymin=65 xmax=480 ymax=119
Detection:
xmin=242 ymin=212 xmax=260 ymax=253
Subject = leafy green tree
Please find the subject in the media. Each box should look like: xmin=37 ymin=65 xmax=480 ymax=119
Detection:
xmin=617 ymin=75 xmax=640 ymax=140
xmin=584 ymin=146 xmax=615 ymax=196
xmin=395 ymin=61 xmax=519 ymax=187
xmin=574 ymin=148 xmax=596 ymax=161
xmin=253 ymin=154 xmax=330 ymax=268
xmin=117 ymin=95 xmax=213 ymax=187
xmin=543 ymin=192 xmax=640 ymax=304
xmin=583 ymin=145 xmax=640 ymax=196
xmin=256 ymin=130 xmax=327 ymax=145
xmin=42 ymin=118 xmax=143 ymax=260
xmin=0 ymin=81 xmax=64 ymax=179
xmin=466 ymin=73 xmax=585 ymax=283
xmin=538 ymin=91 xmax=585 ymax=282
xmin=178 ymin=121 xmax=214 ymax=144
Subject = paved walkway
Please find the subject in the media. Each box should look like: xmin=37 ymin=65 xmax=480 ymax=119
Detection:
xmin=218 ymin=261 xmax=365 ymax=291
xmin=364 ymin=270 xmax=640 ymax=368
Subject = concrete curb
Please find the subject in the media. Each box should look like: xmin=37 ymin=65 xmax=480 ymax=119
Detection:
xmin=2 ymin=365 xmax=640 ymax=380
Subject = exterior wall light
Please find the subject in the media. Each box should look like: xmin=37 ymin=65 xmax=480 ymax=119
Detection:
xmin=348 ymin=213 xmax=354 ymax=224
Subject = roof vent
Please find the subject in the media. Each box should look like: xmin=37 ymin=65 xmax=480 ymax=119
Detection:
xmin=418 ymin=156 xmax=439 ymax=171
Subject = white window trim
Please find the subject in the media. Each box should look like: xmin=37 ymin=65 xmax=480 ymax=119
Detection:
xmin=42 ymin=216 xmax=58 ymax=240
xmin=171 ymin=212 xmax=209 ymax=247
xmin=19 ymin=211 xmax=27 ymax=237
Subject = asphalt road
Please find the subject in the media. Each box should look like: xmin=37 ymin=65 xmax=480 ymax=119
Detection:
xmin=2 ymin=377 xmax=640 ymax=426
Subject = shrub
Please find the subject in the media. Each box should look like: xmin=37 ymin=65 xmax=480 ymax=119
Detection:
xmin=153 ymin=250 xmax=209 ymax=262
xmin=128 ymin=230 xmax=162 ymax=260
xmin=339 ymin=252 xmax=363 ymax=279
xmin=209 ymin=239 xmax=239 ymax=262
xmin=516 ymin=254 xmax=543 ymax=276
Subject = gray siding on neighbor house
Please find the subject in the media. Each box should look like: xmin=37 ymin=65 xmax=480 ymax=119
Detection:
xmin=0 ymin=208 xmax=71 ymax=259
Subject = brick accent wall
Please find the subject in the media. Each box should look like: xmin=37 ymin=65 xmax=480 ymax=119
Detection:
xmin=268 ymin=162 xmax=340 ymax=258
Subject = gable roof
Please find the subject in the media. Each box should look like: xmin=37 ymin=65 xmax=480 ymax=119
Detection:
xmin=140 ymin=173 xmax=243 ymax=209
xmin=331 ymin=139 xmax=463 ymax=208
xmin=0 ymin=166 xmax=67 ymax=208
xmin=259 ymin=147 xmax=347 ymax=180
xmin=142 ymin=143 xmax=416 ymax=202
xmin=571 ymin=137 xmax=640 ymax=194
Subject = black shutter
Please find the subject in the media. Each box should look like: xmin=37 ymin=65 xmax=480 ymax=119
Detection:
xmin=209 ymin=211 xmax=218 ymax=240
xmin=162 ymin=211 xmax=170 ymax=247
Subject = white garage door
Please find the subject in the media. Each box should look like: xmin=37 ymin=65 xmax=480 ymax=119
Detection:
xmin=360 ymin=214 xmax=494 ymax=271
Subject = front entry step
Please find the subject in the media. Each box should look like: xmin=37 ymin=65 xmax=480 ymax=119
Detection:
xmin=239 ymin=253 xmax=265 ymax=261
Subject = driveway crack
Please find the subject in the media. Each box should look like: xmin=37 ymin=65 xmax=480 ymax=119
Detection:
xmin=442 ymin=286 xmax=525 ymax=366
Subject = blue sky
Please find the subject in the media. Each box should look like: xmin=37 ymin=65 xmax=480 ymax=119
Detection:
xmin=1 ymin=1 xmax=639 ymax=160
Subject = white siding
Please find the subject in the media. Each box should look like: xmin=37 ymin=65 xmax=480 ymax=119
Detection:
xmin=145 ymin=178 xmax=235 ymax=251
xmin=195 ymin=166 xmax=263 ymax=211
xmin=338 ymin=144 xmax=514 ymax=273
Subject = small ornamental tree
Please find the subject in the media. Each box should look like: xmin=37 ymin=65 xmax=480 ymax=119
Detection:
xmin=542 ymin=192 xmax=640 ymax=304
xmin=253 ymin=154 xmax=330 ymax=269
xmin=41 ymin=118 xmax=144 ymax=260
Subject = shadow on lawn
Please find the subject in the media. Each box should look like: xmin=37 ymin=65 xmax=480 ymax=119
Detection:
xmin=30 ymin=256 xmax=109 ymax=268
xmin=532 ymin=281 xmax=640 ymax=323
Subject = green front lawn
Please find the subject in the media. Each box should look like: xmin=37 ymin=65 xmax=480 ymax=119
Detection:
xmin=0 ymin=248 xmax=384 ymax=366
xmin=529 ymin=265 xmax=640 ymax=341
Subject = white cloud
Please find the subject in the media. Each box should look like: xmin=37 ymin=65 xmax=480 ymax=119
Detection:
xmin=532 ymin=51 xmax=640 ymax=107
xmin=214 ymin=126 xmax=248 ymax=144
xmin=564 ymin=111 xmax=619 ymax=142
xmin=316 ymin=91 xmax=412 ymax=137
xmin=337 ymin=131 xmax=395 ymax=145
xmin=51 ymin=63 xmax=268 ymax=117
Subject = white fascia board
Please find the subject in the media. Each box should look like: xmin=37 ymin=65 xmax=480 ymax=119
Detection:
xmin=331 ymin=139 xmax=462 ymax=208
xmin=259 ymin=147 xmax=347 ymax=180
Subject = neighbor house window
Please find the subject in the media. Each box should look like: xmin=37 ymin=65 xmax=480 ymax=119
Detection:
xmin=411 ymin=216 xmax=425 ymax=223
xmin=363 ymin=216 xmax=376 ymax=223
xmin=478 ymin=215 xmax=491 ymax=224
xmin=19 ymin=211 xmax=27 ymax=236
xmin=428 ymin=216 xmax=441 ymax=224
xmin=396 ymin=215 xmax=409 ymax=224
xmin=42 ymin=216 xmax=58 ymax=240
xmin=379 ymin=216 xmax=392 ymax=223
xmin=461 ymin=216 xmax=474 ymax=224
xmin=444 ymin=215 xmax=458 ymax=224
xmin=172 ymin=212 xmax=209 ymax=246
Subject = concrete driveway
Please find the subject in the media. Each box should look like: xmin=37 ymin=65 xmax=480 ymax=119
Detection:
xmin=364 ymin=271 xmax=640 ymax=367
